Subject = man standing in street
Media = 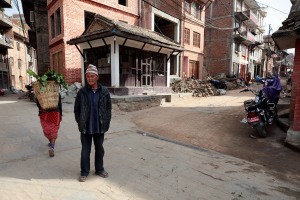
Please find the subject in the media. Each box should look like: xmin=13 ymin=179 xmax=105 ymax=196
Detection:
xmin=74 ymin=64 xmax=112 ymax=182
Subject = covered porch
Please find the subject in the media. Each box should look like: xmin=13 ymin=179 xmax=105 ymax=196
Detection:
xmin=67 ymin=15 xmax=183 ymax=95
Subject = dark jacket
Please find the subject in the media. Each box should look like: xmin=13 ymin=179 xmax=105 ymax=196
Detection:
xmin=74 ymin=83 xmax=112 ymax=134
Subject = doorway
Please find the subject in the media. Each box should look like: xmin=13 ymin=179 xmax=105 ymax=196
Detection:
xmin=140 ymin=57 xmax=152 ymax=86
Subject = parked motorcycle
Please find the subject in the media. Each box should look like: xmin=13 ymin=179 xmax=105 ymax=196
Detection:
xmin=25 ymin=84 xmax=36 ymax=102
xmin=240 ymin=75 xmax=282 ymax=138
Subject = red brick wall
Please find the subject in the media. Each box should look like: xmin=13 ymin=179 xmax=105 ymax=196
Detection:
xmin=290 ymin=38 xmax=300 ymax=131
xmin=204 ymin=0 xmax=233 ymax=77
xmin=47 ymin=0 xmax=139 ymax=84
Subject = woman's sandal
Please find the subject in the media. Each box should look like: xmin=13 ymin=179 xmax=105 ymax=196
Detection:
xmin=78 ymin=176 xmax=87 ymax=182
xmin=48 ymin=148 xmax=54 ymax=157
xmin=95 ymin=170 xmax=109 ymax=178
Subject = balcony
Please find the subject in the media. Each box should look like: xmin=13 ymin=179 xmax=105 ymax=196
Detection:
xmin=0 ymin=34 xmax=13 ymax=49
xmin=0 ymin=0 xmax=12 ymax=8
xmin=233 ymin=30 xmax=255 ymax=46
xmin=257 ymin=25 xmax=265 ymax=33
xmin=259 ymin=7 xmax=267 ymax=17
xmin=234 ymin=11 xmax=249 ymax=22
xmin=243 ymin=10 xmax=259 ymax=28
xmin=0 ymin=11 xmax=13 ymax=28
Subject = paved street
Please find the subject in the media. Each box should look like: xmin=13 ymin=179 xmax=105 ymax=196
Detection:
xmin=0 ymin=90 xmax=299 ymax=200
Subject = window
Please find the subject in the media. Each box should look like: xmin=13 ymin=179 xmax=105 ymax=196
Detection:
xmin=185 ymin=0 xmax=191 ymax=13
xmin=184 ymin=28 xmax=190 ymax=44
xmin=194 ymin=3 xmax=202 ymax=20
xmin=53 ymin=51 xmax=63 ymax=73
xmin=241 ymin=44 xmax=247 ymax=56
xmin=18 ymin=59 xmax=22 ymax=73
xmin=234 ymin=20 xmax=240 ymax=30
xmin=236 ymin=0 xmax=242 ymax=12
xmin=11 ymin=75 xmax=15 ymax=87
xmin=118 ymin=0 xmax=127 ymax=6
xmin=30 ymin=11 xmax=34 ymax=22
xmin=16 ymin=42 xmax=20 ymax=51
xmin=84 ymin=11 xmax=96 ymax=29
xmin=0 ymin=54 xmax=4 ymax=62
xmin=50 ymin=14 xmax=55 ymax=38
xmin=55 ymin=9 xmax=61 ymax=35
xmin=235 ymin=42 xmax=240 ymax=52
xmin=193 ymin=32 xmax=200 ymax=47
xmin=50 ymin=8 xmax=62 ymax=39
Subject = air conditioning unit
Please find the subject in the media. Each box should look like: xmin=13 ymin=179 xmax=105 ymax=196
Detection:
xmin=30 ymin=11 xmax=34 ymax=23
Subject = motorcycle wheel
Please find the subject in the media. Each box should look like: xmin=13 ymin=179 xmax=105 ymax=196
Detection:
xmin=254 ymin=122 xmax=267 ymax=138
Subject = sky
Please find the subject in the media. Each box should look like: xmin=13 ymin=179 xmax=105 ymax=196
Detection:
xmin=4 ymin=0 xmax=292 ymax=31
xmin=4 ymin=0 xmax=22 ymax=16
xmin=256 ymin=0 xmax=292 ymax=34
xmin=4 ymin=0 xmax=294 ymax=52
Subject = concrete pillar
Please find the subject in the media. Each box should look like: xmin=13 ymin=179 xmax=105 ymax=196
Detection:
xmin=110 ymin=39 xmax=120 ymax=87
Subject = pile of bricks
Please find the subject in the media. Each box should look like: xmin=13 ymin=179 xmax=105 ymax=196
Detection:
xmin=171 ymin=79 xmax=216 ymax=97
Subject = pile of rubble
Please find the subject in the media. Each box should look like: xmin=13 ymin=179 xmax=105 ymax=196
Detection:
xmin=171 ymin=78 xmax=243 ymax=97
xmin=171 ymin=79 xmax=217 ymax=97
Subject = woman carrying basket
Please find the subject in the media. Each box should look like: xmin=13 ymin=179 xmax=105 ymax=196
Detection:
xmin=37 ymin=95 xmax=62 ymax=157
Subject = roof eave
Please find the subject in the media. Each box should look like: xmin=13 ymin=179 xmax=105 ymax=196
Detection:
xmin=67 ymin=29 xmax=183 ymax=52
xmin=272 ymin=29 xmax=300 ymax=50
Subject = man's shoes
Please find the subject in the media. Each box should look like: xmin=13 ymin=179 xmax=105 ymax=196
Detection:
xmin=78 ymin=176 xmax=87 ymax=182
xmin=95 ymin=170 xmax=109 ymax=178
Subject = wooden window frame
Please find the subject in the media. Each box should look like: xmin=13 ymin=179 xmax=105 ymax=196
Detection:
xmin=193 ymin=31 xmax=200 ymax=47
xmin=52 ymin=51 xmax=63 ymax=73
xmin=184 ymin=28 xmax=190 ymax=45
xmin=55 ymin=8 xmax=61 ymax=36
xmin=50 ymin=14 xmax=55 ymax=38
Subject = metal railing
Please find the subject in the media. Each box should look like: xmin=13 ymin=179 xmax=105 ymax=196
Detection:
xmin=0 ymin=34 xmax=13 ymax=48
xmin=0 ymin=10 xmax=13 ymax=27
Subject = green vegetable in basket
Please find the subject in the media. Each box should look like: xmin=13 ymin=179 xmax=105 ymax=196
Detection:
xmin=26 ymin=69 xmax=68 ymax=91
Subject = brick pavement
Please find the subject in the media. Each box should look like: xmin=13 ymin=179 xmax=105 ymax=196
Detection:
xmin=0 ymin=92 xmax=299 ymax=199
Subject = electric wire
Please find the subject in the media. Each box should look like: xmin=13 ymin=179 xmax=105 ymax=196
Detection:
xmin=257 ymin=1 xmax=289 ymax=15
xmin=12 ymin=0 xmax=27 ymax=39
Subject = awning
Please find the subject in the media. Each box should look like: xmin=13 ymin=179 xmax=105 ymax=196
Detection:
xmin=271 ymin=1 xmax=300 ymax=50
xmin=67 ymin=14 xmax=184 ymax=53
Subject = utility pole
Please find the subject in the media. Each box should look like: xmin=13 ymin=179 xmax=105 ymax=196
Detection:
xmin=265 ymin=24 xmax=272 ymax=77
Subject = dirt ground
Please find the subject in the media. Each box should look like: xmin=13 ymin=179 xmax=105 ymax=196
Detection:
xmin=129 ymin=85 xmax=300 ymax=185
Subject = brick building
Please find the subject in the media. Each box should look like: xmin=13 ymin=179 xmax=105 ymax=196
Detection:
xmin=0 ymin=0 xmax=13 ymax=90
xmin=7 ymin=15 xmax=37 ymax=90
xmin=272 ymin=0 xmax=300 ymax=149
xmin=22 ymin=0 xmax=209 ymax=95
xmin=205 ymin=0 xmax=266 ymax=80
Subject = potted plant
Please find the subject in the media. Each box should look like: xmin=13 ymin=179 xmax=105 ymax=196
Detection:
xmin=26 ymin=69 xmax=68 ymax=110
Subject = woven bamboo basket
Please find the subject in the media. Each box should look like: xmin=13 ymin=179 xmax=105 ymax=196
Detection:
xmin=33 ymin=80 xmax=60 ymax=110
